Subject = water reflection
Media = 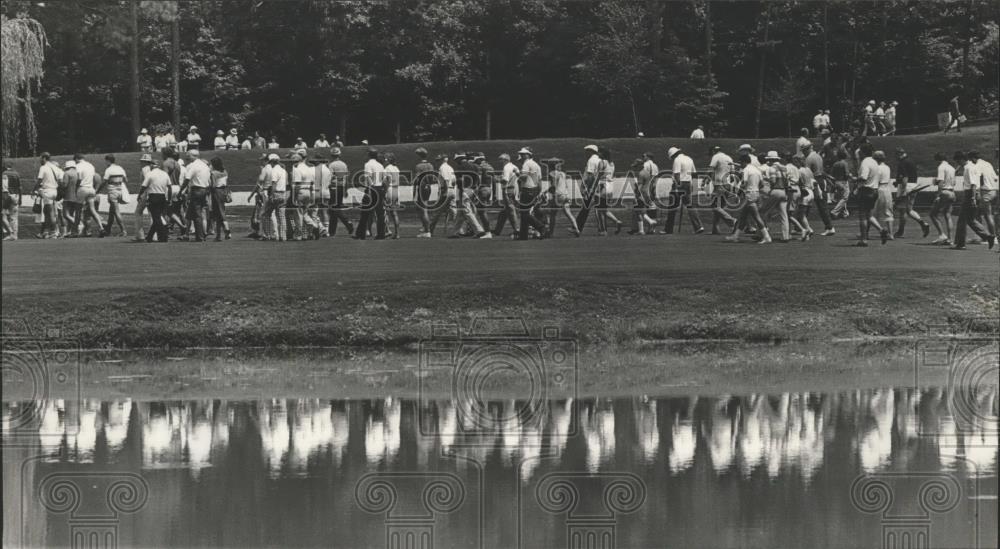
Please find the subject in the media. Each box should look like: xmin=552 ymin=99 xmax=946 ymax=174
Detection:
xmin=3 ymin=387 xmax=997 ymax=547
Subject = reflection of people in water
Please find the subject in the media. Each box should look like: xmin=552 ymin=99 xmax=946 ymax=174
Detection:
xmin=634 ymin=396 xmax=659 ymax=464
xmin=582 ymin=400 xmax=616 ymax=473
xmin=258 ymin=399 xmax=290 ymax=478
xmin=858 ymin=389 xmax=894 ymax=473
xmin=103 ymin=399 xmax=133 ymax=452
xmin=669 ymin=400 xmax=697 ymax=474
xmin=706 ymin=398 xmax=736 ymax=474
xmin=549 ymin=399 xmax=574 ymax=458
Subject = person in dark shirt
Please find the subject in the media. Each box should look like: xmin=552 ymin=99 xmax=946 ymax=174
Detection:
xmin=892 ymin=148 xmax=930 ymax=238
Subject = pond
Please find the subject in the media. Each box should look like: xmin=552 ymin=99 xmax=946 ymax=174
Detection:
xmin=3 ymin=388 xmax=997 ymax=548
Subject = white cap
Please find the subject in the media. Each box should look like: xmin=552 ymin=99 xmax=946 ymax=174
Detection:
xmin=667 ymin=147 xmax=681 ymax=158
xmin=584 ymin=144 xmax=599 ymax=153
xmin=517 ymin=147 xmax=532 ymax=155
xmin=765 ymin=150 xmax=781 ymax=161
xmin=739 ymin=143 xmax=752 ymax=151
xmin=267 ymin=153 xmax=280 ymax=161
xmin=637 ymin=132 xmax=645 ymax=137
xmin=140 ymin=128 xmax=148 ymax=134
xmin=63 ymin=160 xmax=76 ymax=169
xmin=188 ymin=149 xmax=200 ymax=156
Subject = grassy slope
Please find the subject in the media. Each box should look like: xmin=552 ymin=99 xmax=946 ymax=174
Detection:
xmin=5 ymin=125 xmax=997 ymax=192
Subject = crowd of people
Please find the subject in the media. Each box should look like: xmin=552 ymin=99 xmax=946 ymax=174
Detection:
xmin=2 ymin=131 xmax=997 ymax=250
xmin=136 ymin=125 xmax=348 ymax=154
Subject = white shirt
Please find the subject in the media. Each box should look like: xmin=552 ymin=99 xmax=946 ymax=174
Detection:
xmin=672 ymin=154 xmax=695 ymax=183
xmin=364 ymin=158 xmax=385 ymax=187
xmin=936 ymin=161 xmax=956 ymax=190
xmin=742 ymin=164 xmax=763 ymax=193
xmin=268 ymin=164 xmax=288 ymax=192
xmin=689 ymin=128 xmax=705 ymax=139
xmin=76 ymin=159 xmax=96 ymax=190
xmin=521 ymin=158 xmax=542 ymax=189
xmin=37 ymin=162 xmax=63 ymax=191
xmin=103 ymin=164 xmax=127 ymax=186
xmin=184 ymin=158 xmax=211 ymax=188
xmin=709 ymin=152 xmax=733 ymax=185
xmin=225 ymin=135 xmax=240 ymax=149
xmin=154 ymin=135 xmax=166 ymax=150
xmin=314 ymin=139 xmax=330 ymax=148
xmin=876 ymin=164 xmax=892 ymax=186
xmin=241 ymin=139 xmax=253 ymax=150
xmin=501 ymin=162 xmax=519 ymax=191
xmin=315 ymin=163 xmax=333 ymax=196
xmin=813 ymin=114 xmax=824 ymax=128
xmin=975 ymin=159 xmax=997 ymax=191
xmin=187 ymin=132 xmax=201 ymax=146
xmin=796 ymin=136 xmax=811 ymax=152
xmin=137 ymin=134 xmax=152 ymax=148
xmin=859 ymin=157 xmax=880 ymax=189
xmin=385 ymin=165 xmax=400 ymax=187
xmin=439 ymin=163 xmax=456 ymax=188
xmin=585 ymin=153 xmax=601 ymax=176
xmin=292 ymin=162 xmax=315 ymax=187
xmin=268 ymin=141 xmax=280 ymax=149
xmin=821 ymin=114 xmax=831 ymax=126
xmin=141 ymin=168 xmax=171 ymax=195
xmin=963 ymin=161 xmax=982 ymax=191
xmin=213 ymin=137 xmax=227 ymax=150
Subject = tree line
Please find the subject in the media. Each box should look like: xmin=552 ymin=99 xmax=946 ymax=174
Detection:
xmin=2 ymin=0 xmax=997 ymax=157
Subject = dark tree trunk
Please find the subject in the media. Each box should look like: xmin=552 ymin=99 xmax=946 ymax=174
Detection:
xmin=754 ymin=6 xmax=771 ymax=139
xmin=823 ymin=4 xmax=829 ymax=108
xmin=171 ymin=8 xmax=181 ymax=131
xmin=130 ymin=0 xmax=141 ymax=141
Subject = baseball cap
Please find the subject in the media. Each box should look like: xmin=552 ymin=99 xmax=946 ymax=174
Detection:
xmin=414 ymin=147 xmax=428 ymax=155
xmin=330 ymin=147 xmax=342 ymax=155
xmin=739 ymin=143 xmax=752 ymax=151
xmin=584 ymin=144 xmax=599 ymax=153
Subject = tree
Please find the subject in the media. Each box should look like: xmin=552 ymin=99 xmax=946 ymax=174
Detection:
xmin=1 ymin=13 xmax=47 ymax=156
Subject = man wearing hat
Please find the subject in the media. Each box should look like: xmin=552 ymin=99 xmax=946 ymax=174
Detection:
xmin=186 ymin=126 xmax=201 ymax=151
xmin=139 ymin=159 xmax=172 ymax=243
xmin=180 ymin=149 xmax=211 ymax=241
xmin=261 ymin=153 xmax=289 ymax=241
xmin=574 ymin=144 xmax=602 ymax=233
xmin=355 ymin=148 xmax=387 ymax=240
xmin=725 ymin=153 xmax=771 ymax=244
xmin=213 ymin=130 xmax=227 ymax=150
xmin=226 ymin=129 xmax=240 ymax=150
xmin=758 ymin=150 xmax=793 ymax=241
xmin=738 ymin=144 xmax=761 ymax=168
xmin=413 ymin=147 xmax=435 ymax=237
xmin=290 ymin=151 xmax=320 ymax=239
xmin=137 ymin=128 xmax=152 ymax=152
xmin=515 ymin=147 xmax=546 ymax=240
xmin=472 ymin=152 xmax=495 ymax=233
xmin=429 ymin=154 xmax=457 ymax=235
xmin=663 ymin=146 xmax=704 ymax=235
xmin=133 ymin=153 xmax=154 ymax=241
xmin=326 ymin=147 xmax=353 ymax=236
xmin=491 ymin=153 xmax=520 ymax=237
xmin=60 ymin=160 xmax=81 ymax=237
xmin=891 ymin=148 xmax=930 ymax=239
xmin=295 ymin=137 xmax=309 ymax=150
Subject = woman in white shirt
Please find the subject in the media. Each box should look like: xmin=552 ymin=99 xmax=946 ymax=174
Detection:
xmin=543 ymin=158 xmax=579 ymax=237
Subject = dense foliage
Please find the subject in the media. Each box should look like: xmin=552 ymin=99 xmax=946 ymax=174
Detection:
xmin=2 ymin=0 xmax=997 ymax=156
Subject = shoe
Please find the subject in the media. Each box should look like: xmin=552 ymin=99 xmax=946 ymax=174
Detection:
xmin=894 ymin=232 xmax=903 ymax=239
xmin=393 ymin=233 xmax=400 ymax=240
xmin=801 ymin=230 xmax=813 ymax=242
xmin=694 ymin=227 xmax=705 ymax=235
xmin=597 ymin=231 xmax=608 ymax=236
xmin=215 ymin=235 xmax=222 ymax=242
xmin=724 ymin=234 xmax=740 ymax=242
xmin=477 ymin=232 xmax=493 ymax=239
xmin=821 ymin=229 xmax=835 ymax=236
xmin=952 ymin=245 xmax=967 ymax=250
xmin=627 ymin=230 xmax=639 ymax=235
xmin=989 ymin=236 xmax=996 ymax=250
xmin=758 ymin=234 xmax=772 ymax=244
xmin=921 ymin=224 xmax=930 ymax=238
xmin=710 ymin=229 xmax=720 ymax=235
xmin=615 ymin=221 xmax=624 ymax=235
xmin=416 ymin=232 xmax=431 ymax=238
xmin=855 ymin=241 xmax=869 ymax=247
xmin=880 ymin=229 xmax=889 ymax=245
xmin=225 ymin=231 xmax=232 ymax=240
xmin=3 ymin=235 xmax=17 ymax=241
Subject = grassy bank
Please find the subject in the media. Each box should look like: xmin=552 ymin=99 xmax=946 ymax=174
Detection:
xmin=5 ymin=125 xmax=997 ymax=193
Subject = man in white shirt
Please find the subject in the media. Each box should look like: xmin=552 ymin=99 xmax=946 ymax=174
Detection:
xmin=72 ymin=154 xmax=104 ymax=236
xmin=429 ymin=154 xmax=458 ymax=235
xmin=874 ymin=103 xmax=887 ymax=135
xmin=725 ymin=154 xmax=770 ymax=243
xmin=490 ymin=153 xmax=520 ymax=237
xmin=153 ymin=130 xmax=166 ymax=152
xmin=241 ymin=137 xmax=253 ymax=149
xmin=708 ymin=146 xmax=737 ymax=234
xmin=884 ymin=102 xmax=897 ymax=135
xmin=663 ymin=146 xmax=704 ymax=234
xmin=970 ymin=150 xmax=997 ymax=240
xmin=163 ymin=129 xmax=177 ymax=150
xmin=854 ymin=146 xmax=890 ymax=246
xmin=327 ymin=147 xmax=354 ymax=237
xmin=795 ymin=128 xmax=812 ymax=154
xmin=186 ymin=126 xmax=201 ymax=150
xmin=140 ymin=162 xmax=172 ymax=242
xmin=355 ymin=148 xmax=387 ymax=239
xmin=629 ymin=152 xmax=660 ymax=235
xmin=822 ymin=110 xmax=832 ymax=132
xmin=812 ymin=111 xmax=825 ymax=135
xmin=225 ymin=129 xmax=240 ymax=150
xmin=34 ymin=152 xmax=63 ymax=238
xmin=213 ymin=130 xmax=227 ymax=150
xmin=689 ymin=126 xmax=705 ymax=139
xmin=953 ymin=151 xmax=995 ymax=249
xmin=294 ymin=137 xmax=308 ymax=150
xmin=261 ymin=153 xmax=289 ymax=241
xmin=181 ymin=149 xmax=212 ymax=241
xmin=267 ymin=136 xmax=280 ymax=149
xmin=515 ymin=147 xmax=545 ymax=240
xmin=290 ymin=152 xmax=319 ymax=240
xmin=314 ymin=134 xmax=331 ymax=149
xmin=929 ymin=153 xmax=957 ymax=244
xmin=137 ymin=128 xmax=152 ymax=152
xmin=863 ymin=100 xmax=876 ymax=136
xmin=99 ymin=154 xmax=128 ymax=237
xmin=575 ymin=144 xmax=603 ymax=233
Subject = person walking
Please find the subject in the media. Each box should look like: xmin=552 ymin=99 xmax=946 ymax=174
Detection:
xmin=758 ymin=151 xmax=793 ymax=242
xmin=413 ymin=147 xmax=435 ymax=238
xmin=515 ymin=147 xmax=546 ymax=240
xmin=891 ymin=148 xmax=930 ymax=238
xmin=491 ymin=153 xmax=520 ymax=237
xmin=708 ymin=146 xmax=737 ymax=234
xmin=180 ymin=149 xmax=211 ymax=241
xmin=133 ymin=153 xmax=154 ymax=241
xmin=802 ymin=143 xmax=835 ymax=236
xmin=61 ymin=160 xmax=81 ymax=237
xmin=98 ymin=154 xmax=127 ymax=237
xmin=209 ymin=157 xmax=232 ymax=241
xmin=1 ymin=163 xmax=22 ymax=240
xmin=854 ymin=146 xmax=890 ymax=246
xmin=574 ymin=144 xmax=602 ymax=233
xmin=472 ymin=153 xmax=494 ymax=235
xmin=543 ymin=157 xmax=579 ymax=237
xmin=630 ymin=153 xmax=659 ymax=235
xmin=33 ymin=152 xmax=63 ymax=238
xmin=290 ymin=151 xmax=319 ymax=240
xmin=328 ymin=147 xmax=355 ymax=237
xmin=725 ymin=154 xmax=771 ymax=244
xmin=929 ymin=152 xmax=956 ymax=245
xmin=73 ymin=154 xmax=105 ymax=237
xmin=248 ymin=153 xmax=269 ymax=239
xmin=971 ymin=150 xmax=998 ymax=241
xmin=139 ymin=161 xmax=172 ymax=243
xmin=663 ymin=146 xmax=704 ymax=234
xmin=596 ymin=148 xmax=624 ymax=235
xmin=162 ymin=148 xmax=187 ymax=237
xmin=884 ymin=101 xmax=898 ymax=135
xmin=952 ymin=151 xmax=995 ymax=250
xmin=428 ymin=154 xmax=457 ymax=235
xmin=943 ymin=96 xmax=963 ymax=134
xmin=310 ymin=152 xmax=332 ymax=238
xmin=829 ymin=150 xmax=853 ymax=219
xmin=354 ymin=148 xmax=387 ymax=240
xmin=262 ymin=153 xmax=289 ymax=241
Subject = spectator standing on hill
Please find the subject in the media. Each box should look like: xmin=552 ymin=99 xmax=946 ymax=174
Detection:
xmin=892 ymin=148 xmax=930 ymax=238
xmin=253 ymin=131 xmax=266 ymax=149
xmin=186 ymin=126 xmax=202 ymax=150
xmin=863 ymin=100 xmax=876 ymax=136
xmin=822 ymin=110 xmax=833 ymax=133
xmin=137 ymin=128 xmax=152 ymax=152
xmin=241 ymin=135 xmax=253 ymax=149
xmin=213 ymin=130 xmax=227 ymax=150
xmin=295 ymin=137 xmax=308 ymax=149
xmin=929 ymin=152 xmax=956 ymax=245
xmin=796 ymin=128 xmax=811 ymax=153
xmin=689 ymin=126 xmax=705 ymax=139
xmin=884 ymin=101 xmax=898 ymax=135
xmin=314 ymin=134 xmax=331 ymax=149
xmin=153 ymin=129 xmax=167 ymax=152
xmin=812 ymin=110 xmax=825 ymax=135
xmin=874 ymin=102 xmax=887 ymax=135
xmin=164 ymin=128 xmax=177 ymax=150
xmin=226 ymin=129 xmax=240 ymax=150
xmin=268 ymin=136 xmax=280 ymax=149
xmin=944 ymin=96 xmax=963 ymax=133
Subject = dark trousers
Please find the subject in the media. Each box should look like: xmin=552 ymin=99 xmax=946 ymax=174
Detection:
xmin=518 ymin=188 xmax=547 ymax=240
xmin=575 ymin=180 xmax=598 ymax=231
xmin=954 ymin=191 xmax=991 ymax=246
xmin=355 ymin=186 xmax=386 ymax=239
xmin=145 ymin=194 xmax=169 ymax=242
xmin=813 ymin=183 xmax=833 ymax=230
xmin=663 ymin=182 xmax=703 ymax=233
